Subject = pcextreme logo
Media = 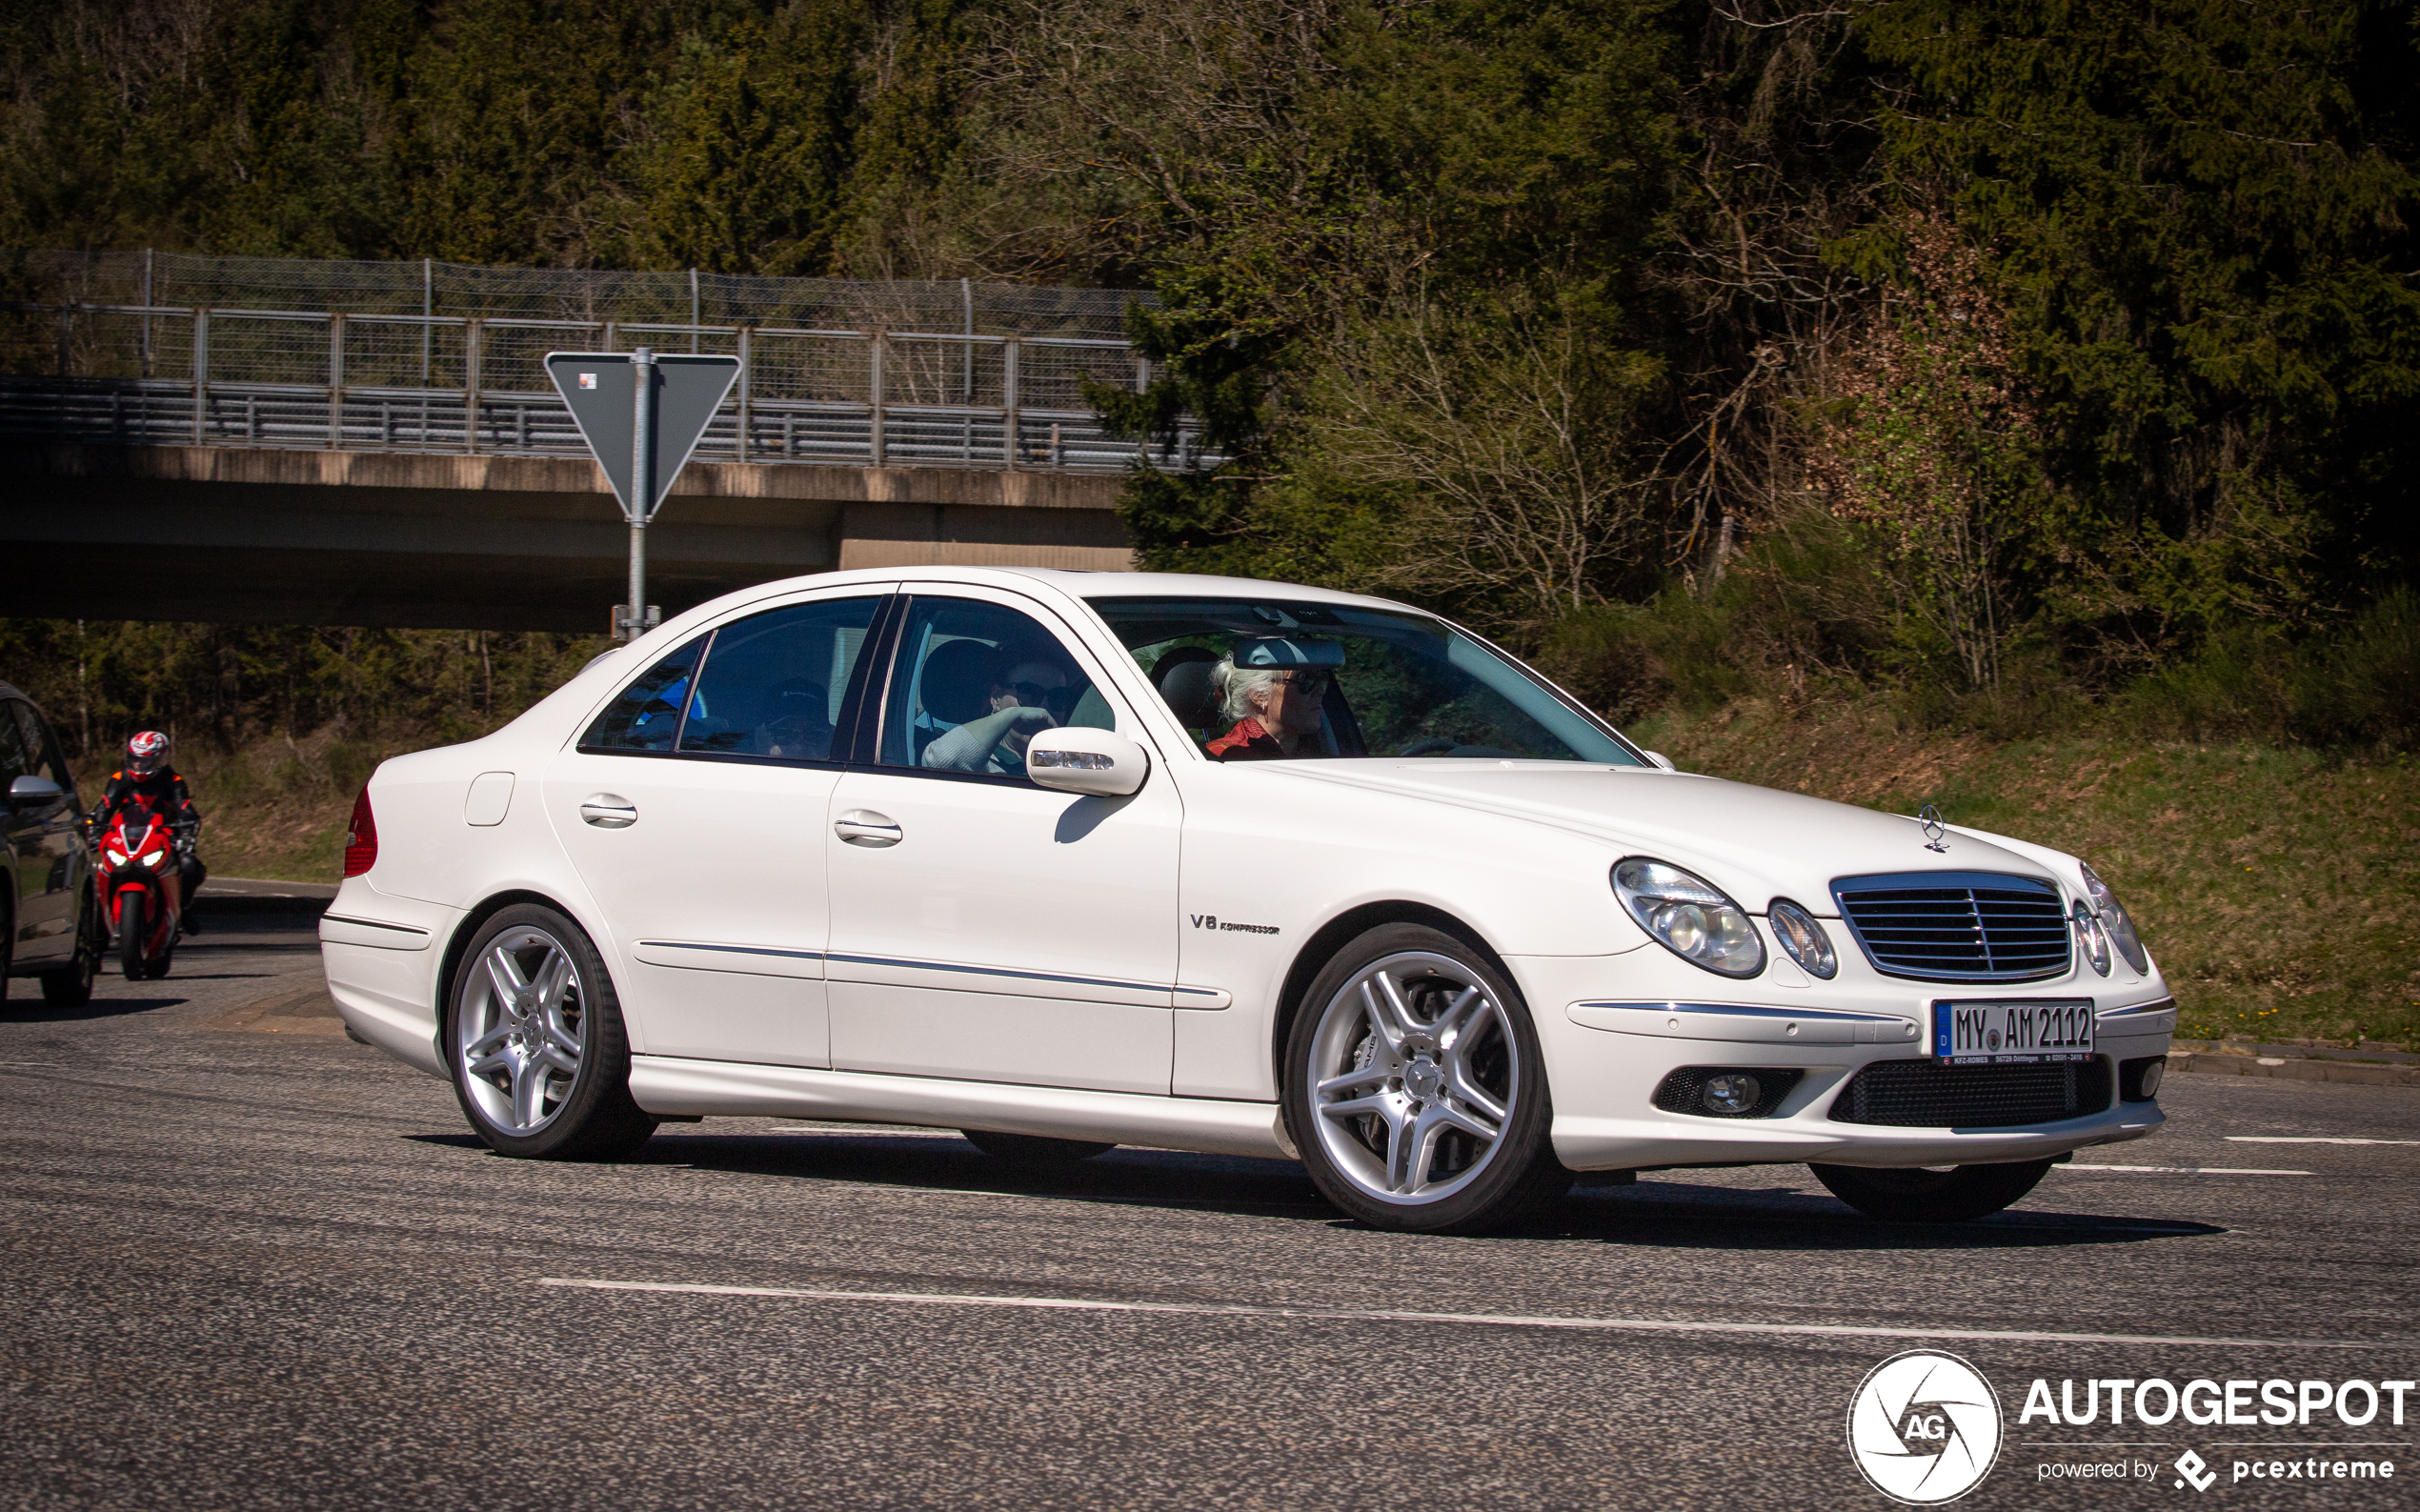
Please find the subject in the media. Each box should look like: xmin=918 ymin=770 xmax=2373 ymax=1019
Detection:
xmin=1847 ymin=1351 xmax=2005 ymax=1504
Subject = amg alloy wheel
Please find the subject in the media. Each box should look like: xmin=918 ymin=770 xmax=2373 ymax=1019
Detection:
xmin=447 ymin=904 xmax=655 ymax=1159
xmin=1284 ymin=923 xmax=1569 ymax=1234
xmin=1810 ymin=1159 xmax=2054 ymax=1222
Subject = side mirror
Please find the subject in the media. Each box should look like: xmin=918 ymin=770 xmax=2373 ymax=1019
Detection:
xmin=1644 ymin=751 xmax=1676 ymax=772
xmin=1026 ymin=727 xmax=1150 ymax=798
xmin=9 ymin=774 xmax=65 ymax=801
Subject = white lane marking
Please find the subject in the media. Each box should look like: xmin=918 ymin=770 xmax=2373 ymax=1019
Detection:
xmin=534 ymin=1279 xmax=2400 ymax=1350
xmin=2228 ymin=1136 xmax=2420 ymax=1145
xmin=2060 ymin=1165 xmax=2311 ymax=1176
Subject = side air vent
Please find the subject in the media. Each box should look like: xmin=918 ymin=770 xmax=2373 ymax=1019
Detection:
xmin=1831 ymin=871 xmax=2070 ymax=983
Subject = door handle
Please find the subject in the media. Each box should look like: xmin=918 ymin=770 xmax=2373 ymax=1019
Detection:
xmin=834 ymin=809 xmax=902 ymax=847
xmin=579 ymin=794 xmax=638 ymax=829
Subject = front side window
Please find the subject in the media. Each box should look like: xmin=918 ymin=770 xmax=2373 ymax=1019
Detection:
xmin=1087 ymin=596 xmax=1644 ymax=764
xmin=877 ymin=597 xmax=1115 ymax=779
xmin=0 ymin=703 xmax=30 ymax=783
xmin=580 ymin=636 xmax=705 ymax=754
xmin=677 ymin=597 xmax=881 ymax=762
xmin=9 ymin=702 xmax=62 ymax=785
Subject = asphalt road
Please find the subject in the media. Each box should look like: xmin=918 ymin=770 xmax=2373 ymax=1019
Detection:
xmin=3 ymin=914 xmax=2414 ymax=1511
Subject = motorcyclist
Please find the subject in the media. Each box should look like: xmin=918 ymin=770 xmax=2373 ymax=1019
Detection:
xmin=87 ymin=730 xmax=208 ymax=936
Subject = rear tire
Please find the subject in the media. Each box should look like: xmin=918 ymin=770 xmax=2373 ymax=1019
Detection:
xmin=39 ymin=900 xmax=98 ymax=1005
xmin=1283 ymin=922 xmax=1570 ymax=1235
xmin=446 ymin=903 xmax=656 ymax=1160
xmin=960 ymin=1129 xmax=1115 ymax=1163
xmin=1809 ymin=1159 xmax=2054 ymax=1222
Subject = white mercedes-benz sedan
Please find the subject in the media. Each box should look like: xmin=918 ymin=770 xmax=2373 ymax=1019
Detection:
xmin=320 ymin=568 xmax=2173 ymax=1233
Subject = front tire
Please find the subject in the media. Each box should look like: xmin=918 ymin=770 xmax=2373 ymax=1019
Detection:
xmin=1283 ymin=923 xmax=1570 ymax=1235
xmin=1810 ymin=1159 xmax=2054 ymax=1222
xmin=446 ymin=904 xmax=656 ymax=1160
xmin=119 ymin=893 xmax=147 ymax=981
xmin=960 ymin=1129 xmax=1115 ymax=1163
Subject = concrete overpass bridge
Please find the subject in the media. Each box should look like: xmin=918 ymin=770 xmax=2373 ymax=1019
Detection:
xmin=0 ymin=252 xmax=1202 ymax=630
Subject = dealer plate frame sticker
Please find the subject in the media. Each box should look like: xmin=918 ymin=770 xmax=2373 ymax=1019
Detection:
xmin=1930 ymin=998 xmax=2095 ymax=1065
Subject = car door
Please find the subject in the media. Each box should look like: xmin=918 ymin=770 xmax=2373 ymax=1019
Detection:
xmin=824 ymin=589 xmax=1181 ymax=1096
xmin=3 ymin=700 xmax=76 ymax=966
xmin=542 ymin=589 xmax=889 ymax=1066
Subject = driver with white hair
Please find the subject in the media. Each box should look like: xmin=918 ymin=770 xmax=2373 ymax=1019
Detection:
xmin=1205 ymin=637 xmax=1339 ymax=760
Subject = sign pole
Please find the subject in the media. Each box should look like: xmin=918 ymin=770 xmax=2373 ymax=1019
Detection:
xmin=625 ymin=346 xmax=656 ymax=641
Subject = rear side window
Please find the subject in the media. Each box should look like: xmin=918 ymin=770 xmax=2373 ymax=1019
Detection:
xmin=677 ymin=597 xmax=882 ymax=762
xmin=580 ymin=636 xmax=706 ymax=754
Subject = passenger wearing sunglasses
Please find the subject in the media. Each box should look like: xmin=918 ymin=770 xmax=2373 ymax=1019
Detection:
xmin=921 ymin=653 xmax=1069 ymax=775
xmin=1204 ymin=660 xmax=1333 ymax=761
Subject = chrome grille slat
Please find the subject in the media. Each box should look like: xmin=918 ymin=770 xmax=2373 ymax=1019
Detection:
xmin=1830 ymin=870 xmax=2071 ymax=982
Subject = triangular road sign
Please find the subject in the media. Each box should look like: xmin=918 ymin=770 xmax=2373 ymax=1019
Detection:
xmin=545 ymin=351 xmax=741 ymax=522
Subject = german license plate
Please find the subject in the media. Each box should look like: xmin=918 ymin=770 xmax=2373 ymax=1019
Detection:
xmin=1931 ymin=999 xmax=2095 ymax=1064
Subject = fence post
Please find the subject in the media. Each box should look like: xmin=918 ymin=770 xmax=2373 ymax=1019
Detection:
xmin=56 ymin=304 xmax=71 ymax=379
xmin=465 ymin=317 xmax=482 ymax=454
xmin=736 ymin=325 xmax=752 ymax=461
xmin=141 ymin=248 xmax=154 ymax=378
xmin=192 ymin=310 xmax=209 ymax=446
xmin=420 ymin=257 xmax=433 ymax=387
xmin=870 ymin=332 xmax=886 ymax=467
xmin=1003 ymin=340 xmax=1019 ymax=469
xmin=327 ymin=313 xmax=344 ymax=449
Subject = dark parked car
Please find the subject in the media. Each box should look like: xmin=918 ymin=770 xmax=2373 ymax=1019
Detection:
xmin=1 ymin=682 xmax=99 ymax=1005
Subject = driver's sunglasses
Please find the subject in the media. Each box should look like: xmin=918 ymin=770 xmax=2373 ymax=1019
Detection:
xmin=1010 ymin=680 xmax=1066 ymax=706
xmin=1276 ymin=672 xmax=1332 ymax=697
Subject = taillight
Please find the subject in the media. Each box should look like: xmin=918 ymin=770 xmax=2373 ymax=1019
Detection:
xmin=343 ymin=786 xmax=378 ymax=877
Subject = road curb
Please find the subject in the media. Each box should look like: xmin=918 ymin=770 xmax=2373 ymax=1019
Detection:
xmin=2169 ymin=1050 xmax=2420 ymax=1088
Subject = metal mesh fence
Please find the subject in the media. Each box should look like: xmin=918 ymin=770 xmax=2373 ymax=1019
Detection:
xmin=1 ymin=249 xmax=1151 ymax=339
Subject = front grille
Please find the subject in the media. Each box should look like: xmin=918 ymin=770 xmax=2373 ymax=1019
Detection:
xmin=1833 ymin=871 xmax=2071 ymax=981
xmin=1828 ymin=1058 xmax=2113 ymax=1128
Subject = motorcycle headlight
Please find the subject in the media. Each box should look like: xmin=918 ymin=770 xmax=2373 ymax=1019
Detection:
xmin=1767 ymin=899 xmax=1837 ymax=979
xmin=1612 ymin=858 xmax=1765 ymax=978
xmin=2079 ymin=863 xmax=2149 ymax=975
xmin=141 ymin=849 xmax=165 ymax=868
xmin=2071 ymin=901 xmax=2111 ymax=977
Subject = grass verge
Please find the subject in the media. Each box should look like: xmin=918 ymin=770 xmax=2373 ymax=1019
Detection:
xmin=1635 ymin=700 xmax=2420 ymax=1047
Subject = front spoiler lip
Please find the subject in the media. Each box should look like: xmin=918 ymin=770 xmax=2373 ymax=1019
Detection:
xmin=1550 ymin=1101 xmax=2166 ymax=1173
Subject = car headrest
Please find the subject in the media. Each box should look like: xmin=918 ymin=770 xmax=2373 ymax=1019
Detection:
xmin=918 ymin=639 xmax=997 ymax=725
xmin=1152 ymin=646 xmax=1222 ymax=729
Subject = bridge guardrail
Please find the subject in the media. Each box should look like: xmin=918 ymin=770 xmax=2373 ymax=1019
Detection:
xmin=0 ymin=304 xmax=1211 ymax=474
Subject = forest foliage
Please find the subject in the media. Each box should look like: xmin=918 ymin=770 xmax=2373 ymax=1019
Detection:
xmin=3 ymin=0 xmax=2417 ymax=747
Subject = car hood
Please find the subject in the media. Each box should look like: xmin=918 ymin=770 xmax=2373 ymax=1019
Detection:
xmin=1275 ymin=761 xmax=2065 ymax=912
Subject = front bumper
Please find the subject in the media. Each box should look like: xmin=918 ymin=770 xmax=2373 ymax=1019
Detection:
xmin=1510 ymin=952 xmax=2175 ymax=1173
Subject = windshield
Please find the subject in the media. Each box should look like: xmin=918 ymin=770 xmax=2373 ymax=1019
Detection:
xmin=1087 ymin=595 xmax=1644 ymax=765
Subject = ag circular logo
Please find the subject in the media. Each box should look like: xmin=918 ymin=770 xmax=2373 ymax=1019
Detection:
xmin=1846 ymin=1350 xmax=2003 ymax=1504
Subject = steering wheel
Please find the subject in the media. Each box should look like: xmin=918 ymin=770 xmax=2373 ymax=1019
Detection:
xmin=1396 ymin=737 xmax=1459 ymax=757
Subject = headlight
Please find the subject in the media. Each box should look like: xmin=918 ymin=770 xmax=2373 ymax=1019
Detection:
xmin=2079 ymin=863 xmax=2149 ymax=974
xmin=1612 ymin=858 xmax=1765 ymax=978
xmin=2070 ymin=901 xmax=2111 ymax=976
xmin=141 ymin=849 xmax=165 ymax=868
xmin=1766 ymin=899 xmax=1837 ymax=979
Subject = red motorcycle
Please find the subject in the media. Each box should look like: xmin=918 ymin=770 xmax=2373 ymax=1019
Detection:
xmin=95 ymin=806 xmax=183 ymax=980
